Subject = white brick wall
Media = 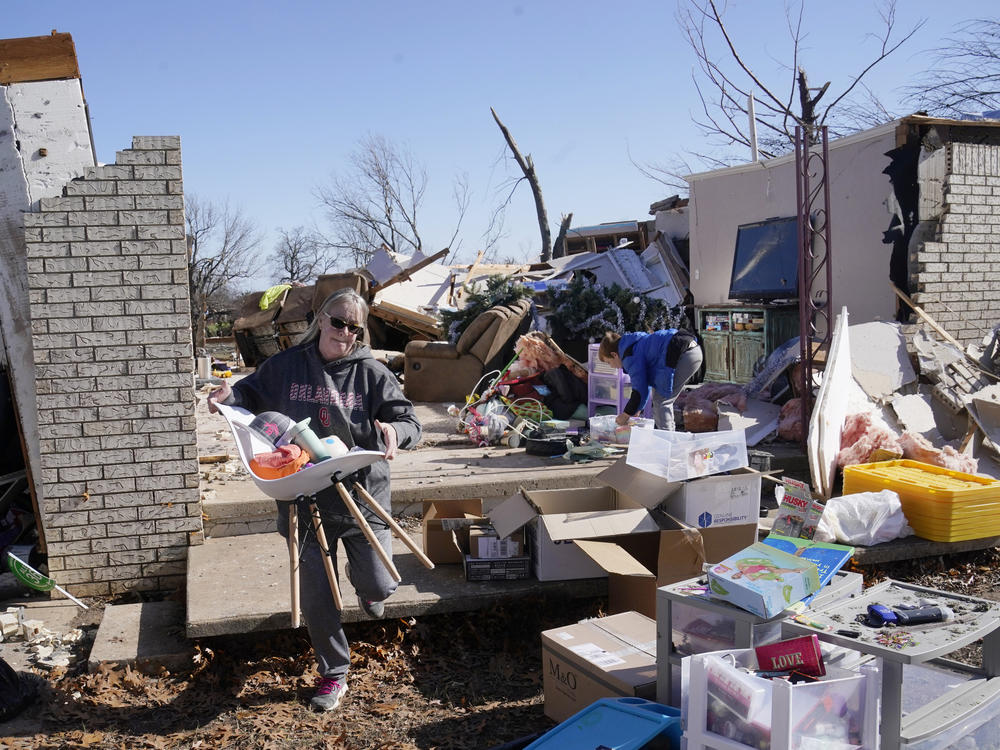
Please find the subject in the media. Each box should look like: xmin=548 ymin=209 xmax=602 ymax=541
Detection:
xmin=915 ymin=142 xmax=1000 ymax=346
xmin=24 ymin=136 xmax=202 ymax=597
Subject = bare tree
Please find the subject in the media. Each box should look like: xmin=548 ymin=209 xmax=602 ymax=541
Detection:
xmin=905 ymin=18 xmax=1000 ymax=117
xmin=491 ymin=108 xmax=556 ymax=262
xmin=268 ymin=226 xmax=334 ymax=284
xmin=315 ymin=134 xmax=468 ymax=268
xmin=671 ymin=0 xmax=923 ymax=167
xmin=186 ymin=195 xmax=264 ymax=350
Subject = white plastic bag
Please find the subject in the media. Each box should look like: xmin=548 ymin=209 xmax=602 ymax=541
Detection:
xmin=814 ymin=489 xmax=914 ymax=546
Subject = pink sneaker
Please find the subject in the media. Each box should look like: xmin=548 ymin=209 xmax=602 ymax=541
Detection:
xmin=310 ymin=676 xmax=347 ymax=712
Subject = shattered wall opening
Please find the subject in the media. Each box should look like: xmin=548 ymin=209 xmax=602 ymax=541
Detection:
xmin=23 ymin=136 xmax=202 ymax=597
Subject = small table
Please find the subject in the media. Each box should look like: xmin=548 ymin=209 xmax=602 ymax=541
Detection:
xmin=782 ymin=578 xmax=1000 ymax=750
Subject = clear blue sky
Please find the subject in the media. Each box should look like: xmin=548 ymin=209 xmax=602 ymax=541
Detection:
xmin=6 ymin=1 xmax=992 ymax=289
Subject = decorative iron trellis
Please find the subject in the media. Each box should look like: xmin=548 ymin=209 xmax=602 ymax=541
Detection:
xmin=795 ymin=125 xmax=833 ymax=437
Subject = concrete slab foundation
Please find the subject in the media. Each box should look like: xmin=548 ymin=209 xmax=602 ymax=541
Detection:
xmin=88 ymin=601 xmax=194 ymax=674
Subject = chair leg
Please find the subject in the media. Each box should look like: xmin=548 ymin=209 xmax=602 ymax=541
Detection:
xmin=309 ymin=503 xmax=343 ymax=611
xmin=352 ymin=482 xmax=435 ymax=570
xmin=334 ymin=482 xmax=402 ymax=583
xmin=288 ymin=506 xmax=300 ymax=627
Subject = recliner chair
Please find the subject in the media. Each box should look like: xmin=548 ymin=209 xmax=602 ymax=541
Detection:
xmin=403 ymin=298 xmax=533 ymax=402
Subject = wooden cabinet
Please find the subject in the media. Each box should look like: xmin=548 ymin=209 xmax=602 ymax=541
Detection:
xmin=696 ymin=305 xmax=798 ymax=384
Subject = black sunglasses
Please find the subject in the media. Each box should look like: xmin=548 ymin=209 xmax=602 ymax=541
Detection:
xmin=322 ymin=313 xmax=364 ymax=336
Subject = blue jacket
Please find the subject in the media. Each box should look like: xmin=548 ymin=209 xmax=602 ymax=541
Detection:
xmin=618 ymin=329 xmax=680 ymax=413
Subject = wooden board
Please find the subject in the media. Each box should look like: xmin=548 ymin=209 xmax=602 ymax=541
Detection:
xmin=0 ymin=33 xmax=80 ymax=85
xmin=370 ymin=299 xmax=442 ymax=339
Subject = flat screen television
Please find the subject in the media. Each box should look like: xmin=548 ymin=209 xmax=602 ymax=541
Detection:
xmin=728 ymin=216 xmax=800 ymax=302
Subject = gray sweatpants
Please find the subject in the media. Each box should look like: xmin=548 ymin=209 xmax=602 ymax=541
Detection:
xmin=649 ymin=345 xmax=704 ymax=431
xmin=277 ymin=494 xmax=398 ymax=681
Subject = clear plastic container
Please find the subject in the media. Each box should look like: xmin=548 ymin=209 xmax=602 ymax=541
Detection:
xmin=683 ymin=648 xmax=877 ymax=750
xmin=588 ymin=415 xmax=654 ymax=445
xmin=627 ymin=428 xmax=748 ymax=481
xmin=670 ymin=601 xmax=784 ymax=658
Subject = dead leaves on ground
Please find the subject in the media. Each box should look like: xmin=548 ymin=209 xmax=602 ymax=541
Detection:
xmin=8 ymin=595 xmax=614 ymax=748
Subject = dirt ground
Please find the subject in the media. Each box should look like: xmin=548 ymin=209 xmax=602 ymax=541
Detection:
xmin=1 ymin=545 xmax=999 ymax=749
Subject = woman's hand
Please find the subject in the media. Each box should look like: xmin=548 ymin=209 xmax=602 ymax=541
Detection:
xmin=206 ymin=381 xmax=231 ymax=414
xmin=615 ymin=412 xmax=631 ymax=426
xmin=375 ymin=419 xmax=398 ymax=459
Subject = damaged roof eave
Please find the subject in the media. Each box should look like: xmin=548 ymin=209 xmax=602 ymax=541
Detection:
xmin=682 ymin=119 xmax=904 ymax=184
xmin=682 ymin=114 xmax=1000 ymax=186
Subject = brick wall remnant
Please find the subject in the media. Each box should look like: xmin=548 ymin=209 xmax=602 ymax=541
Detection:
xmin=24 ymin=136 xmax=202 ymax=597
xmin=915 ymin=141 xmax=1000 ymax=348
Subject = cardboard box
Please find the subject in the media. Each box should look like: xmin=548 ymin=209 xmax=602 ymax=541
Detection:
xmin=489 ymin=474 xmax=663 ymax=581
xmin=422 ymin=499 xmax=487 ymax=564
xmin=468 ymin=524 xmax=524 ymax=559
xmin=490 ymin=460 xmax=757 ymax=615
xmin=462 ymin=554 xmax=531 ymax=581
xmin=707 ymin=542 xmax=821 ymax=617
xmin=574 ymin=515 xmax=757 ymax=619
xmin=660 ymin=469 xmax=762 ymax=529
xmin=541 ymin=611 xmax=657 ymax=723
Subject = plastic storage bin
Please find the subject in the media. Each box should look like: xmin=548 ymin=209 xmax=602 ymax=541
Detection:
xmin=587 ymin=344 xmax=653 ymax=419
xmin=656 ymin=572 xmax=864 ymax=707
xmin=525 ymin=696 xmax=681 ymax=749
xmin=626 ymin=428 xmax=748 ymax=481
xmin=682 ymin=648 xmax=878 ymax=750
xmin=589 ymin=414 xmax=654 ymax=445
xmin=842 ymin=459 xmax=1000 ymax=541
xmin=901 ymin=674 xmax=1000 ymax=750
xmin=670 ymin=600 xmax=782 ymax=657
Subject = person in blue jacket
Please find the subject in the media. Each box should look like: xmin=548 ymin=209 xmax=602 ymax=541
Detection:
xmin=598 ymin=328 xmax=703 ymax=431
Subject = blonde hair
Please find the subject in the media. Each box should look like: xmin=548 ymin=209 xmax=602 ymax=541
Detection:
xmin=301 ymin=288 xmax=369 ymax=345
xmin=598 ymin=331 xmax=622 ymax=361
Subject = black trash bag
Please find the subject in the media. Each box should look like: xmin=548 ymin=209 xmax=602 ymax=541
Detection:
xmin=541 ymin=365 xmax=588 ymax=420
xmin=0 ymin=655 xmax=37 ymax=722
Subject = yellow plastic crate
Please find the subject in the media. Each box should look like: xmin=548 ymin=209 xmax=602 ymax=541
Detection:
xmin=904 ymin=516 xmax=1000 ymax=542
xmin=842 ymin=459 xmax=1000 ymax=542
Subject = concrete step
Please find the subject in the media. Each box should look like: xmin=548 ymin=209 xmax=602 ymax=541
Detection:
xmin=88 ymin=601 xmax=194 ymax=674
xmin=200 ymin=444 xmax=612 ymax=538
xmin=184 ymin=529 xmax=607 ymax=639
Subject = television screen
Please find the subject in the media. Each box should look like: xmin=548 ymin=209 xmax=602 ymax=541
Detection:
xmin=728 ymin=216 xmax=800 ymax=302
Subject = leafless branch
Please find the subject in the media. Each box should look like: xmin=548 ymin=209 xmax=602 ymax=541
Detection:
xmin=665 ymin=0 xmax=924 ymax=178
xmin=185 ymin=194 xmax=264 ymax=348
xmin=822 ymin=2 xmax=926 ymax=122
xmin=315 ymin=134 xmax=463 ymax=268
xmin=904 ymin=18 xmax=1000 ymax=116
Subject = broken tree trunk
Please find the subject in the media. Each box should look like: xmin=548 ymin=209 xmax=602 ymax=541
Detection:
xmin=552 ymin=213 xmax=573 ymax=260
xmin=490 ymin=107 xmax=552 ymax=262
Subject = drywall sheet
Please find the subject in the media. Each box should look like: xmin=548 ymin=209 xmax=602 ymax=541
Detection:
xmin=850 ymin=321 xmax=916 ymax=401
xmin=808 ymin=307 xmax=852 ymax=499
xmin=718 ymin=399 xmax=781 ymax=446
xmin=890 ymin=393 xmax=944 ymax=442
xmin=368 ymin=249 xmax=454 ymax=314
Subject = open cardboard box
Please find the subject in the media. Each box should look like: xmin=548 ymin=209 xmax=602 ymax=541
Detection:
xmin=659 ymin=467 xmax=763 ymax=529
xmin=422 ymin=498 xmax=489 ymax=565
xmin=489 ymin=459 xmax=758 ymax=615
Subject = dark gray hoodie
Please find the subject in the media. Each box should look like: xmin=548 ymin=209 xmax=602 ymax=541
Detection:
xmin=223 ymin=339 xmax=421 ymax=512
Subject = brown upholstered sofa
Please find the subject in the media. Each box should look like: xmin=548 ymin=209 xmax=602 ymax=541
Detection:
xmin=403 ymin=298 xmax=533 ymax=402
